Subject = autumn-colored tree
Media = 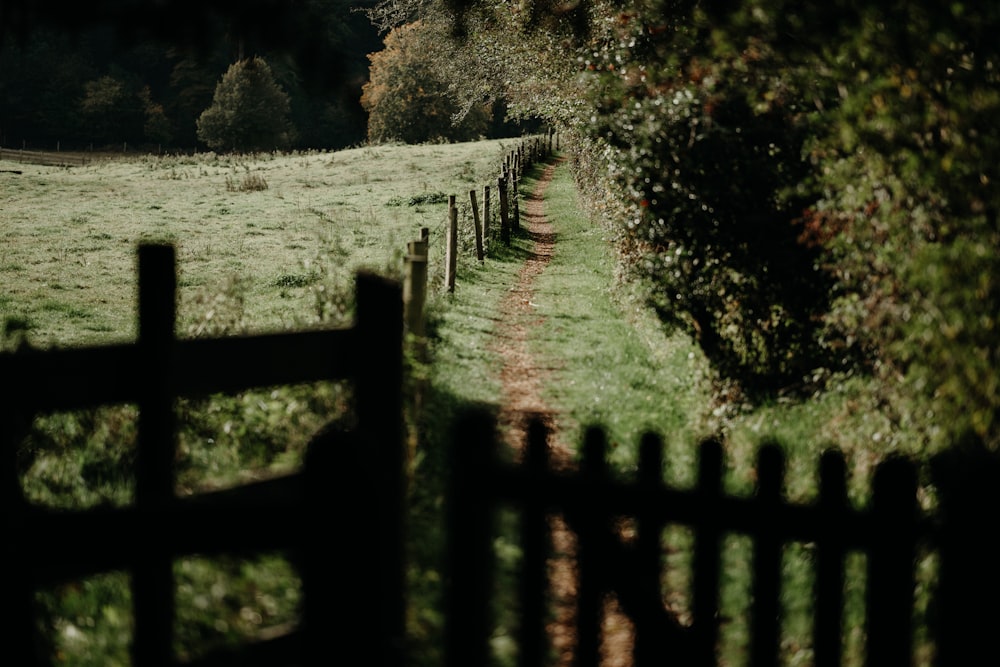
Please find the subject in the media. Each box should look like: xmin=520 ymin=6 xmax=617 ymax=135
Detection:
xmin=361 ymin=21 xmax=488 ymax=143
xmin=196 ymin=56 xmax=295 ymax=152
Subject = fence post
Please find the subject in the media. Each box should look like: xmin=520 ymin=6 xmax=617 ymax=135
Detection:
xmin=353 ymin=271 xmax=406 ymax=667
xmin=404 ymin=237 xmax=428 ymax=337
xmin=445 ymin=408 xmax=497 ymax=667
xmin=133 ymin=243 xmax=178 ymax=667
xmin=469 ymin=188 xmax=484 ymax=262
xmin=866 ymin=456 xmax=918 ymax=667
xmin=483 ymin=184 xmax=491 ymax=245
xmin=512 ymin=175 xmax=520 ymax=232
xmin=499 ymin=176 xmax=510 ymax=246
xmin=445 ymin=195 xmax=458 ymax=292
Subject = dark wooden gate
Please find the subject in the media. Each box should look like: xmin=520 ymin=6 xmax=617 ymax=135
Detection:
xmin=0 ymin=244 xmax=406 ymax=666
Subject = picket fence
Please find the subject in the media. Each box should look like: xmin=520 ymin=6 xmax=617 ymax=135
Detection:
xmin=4 ymin=246 xmax=998 ymax=667
xmin=444 ymin=409 xmax=1000 ymax=667
xmin=0 ymin=244 xmax=407 ymax=666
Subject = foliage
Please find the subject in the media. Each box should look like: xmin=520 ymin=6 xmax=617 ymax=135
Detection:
xmin=376 ymin=0 xmax=1000 ymax=449
xmin=361 ymin=21 xmax=490 ymax=143
xmin=196 ymin=57 xmax=296 ymax=152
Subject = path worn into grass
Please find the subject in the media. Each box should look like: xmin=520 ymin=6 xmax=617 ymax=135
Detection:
xmin=490 ymin=158 xmax=633 ymax=667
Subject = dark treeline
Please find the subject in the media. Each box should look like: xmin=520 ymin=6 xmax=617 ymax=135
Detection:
xmin=0 ymin=0 xmax=384 ymax=150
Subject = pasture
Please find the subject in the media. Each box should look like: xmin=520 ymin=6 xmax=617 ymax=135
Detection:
xmin=1 ymin=141 xmax=511 ymax=347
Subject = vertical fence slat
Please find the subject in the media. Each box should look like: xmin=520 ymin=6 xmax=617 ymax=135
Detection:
xmin=866 ymin=457 xmax=917 ymax=667
xmin=634 ymin=433 xmax=668 ymax=667
xmin=751 ymin=444 xmax=785 ymax=667
xmin=133 ymin=243 xmax=177 ymax=667
xmin=519 ymin=417 xmax=551 ymax=667
xmin=445 ymin=408 xmax=497 ymax=667
xmin=354 ymin=271 xmax=406 ymax=667
xmin=575 ymin=427 xmax=609 ymax=667
xmin=931 ymin=444 xmax=1000 ymax=667
xmin=1 ymin=378 xmax=36 ymax=663
xmin=693 ymin=439 xmax=724 ymax=667
xmin=815 ymin=450 xmax=848 ymax=667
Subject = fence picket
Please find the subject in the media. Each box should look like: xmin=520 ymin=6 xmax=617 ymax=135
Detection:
xmin=519 ymin=418 xmax=551 ymax=667
xmin=815 ymin=450 xmax=848 ymax=667
xmin=693 ymin=439 xmax=725 ymax=666
xmin=750 ymin=444 xmax=785 ymax=667
xmin=575 ymin=428 xmax=610 ymax=667
xmin=134 ymin=243 xmax=178 ymax=667
xmin=866 ymin=457 xmax=918 ymax=667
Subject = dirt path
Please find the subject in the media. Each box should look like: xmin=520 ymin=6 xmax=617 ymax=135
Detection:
xmin=490 ymin=159 xmax=633 ymax=667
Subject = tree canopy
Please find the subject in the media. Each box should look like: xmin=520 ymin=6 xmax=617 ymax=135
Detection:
xmin=197 ymin=57 xmax=295 ymax=152
xmin=370 ymin=0 xmax=1000 ymax=449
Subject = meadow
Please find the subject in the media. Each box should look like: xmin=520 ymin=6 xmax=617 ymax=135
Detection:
xmin=1 ymin=141 xmax=935 ymax=666
xmin=1 ymin=141 xmax=510 ymax=347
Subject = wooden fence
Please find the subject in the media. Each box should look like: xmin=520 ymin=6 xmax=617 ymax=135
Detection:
xmin=403 ymin=132 xmax=557 ymax=335
xmin=0 ymin=244 xmax=406 ymax=666
xmin=444 ymin=409 xmax=1000 ymax=667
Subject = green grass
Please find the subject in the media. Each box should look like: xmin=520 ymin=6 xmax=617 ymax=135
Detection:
xmin=1 ymin=141 xmax=517 ymax=347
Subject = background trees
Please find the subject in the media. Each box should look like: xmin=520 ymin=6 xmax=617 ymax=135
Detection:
xmin=196 ymin=57 xmax=295 ymax=152
xmin=0 ymin=1 xmax=382 ymax=150
xmin=361 ymin=21 xmax=490 ymax=143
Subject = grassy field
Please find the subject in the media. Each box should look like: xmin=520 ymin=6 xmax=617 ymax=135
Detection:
xmin=1 ymin=141 xmax=512 ymax=347
xmin=1 ymin=141 xmax=934 ymax=665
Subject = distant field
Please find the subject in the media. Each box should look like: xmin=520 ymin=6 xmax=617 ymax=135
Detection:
xmin=0 ymin=141 xmax=513 ymax=347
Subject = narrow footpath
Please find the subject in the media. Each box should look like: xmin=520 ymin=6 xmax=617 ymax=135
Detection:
xmin=489 ymin=158 xmax=634 ymax=667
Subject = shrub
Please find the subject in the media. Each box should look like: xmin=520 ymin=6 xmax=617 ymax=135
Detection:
xmin=196 ymin=57 xmax=296 ymax=152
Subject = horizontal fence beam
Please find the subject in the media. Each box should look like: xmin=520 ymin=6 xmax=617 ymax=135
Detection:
xmin=0 ymin=328 xmax=359 ymax=412
xmin=486 ymin=464 xmax=897 ymax=547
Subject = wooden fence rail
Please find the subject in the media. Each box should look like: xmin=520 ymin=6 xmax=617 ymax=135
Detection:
xmin=445 ymin=408 xmax=1000 ymax=667
xmin=0 ymin=244 xmax=406 ymax=667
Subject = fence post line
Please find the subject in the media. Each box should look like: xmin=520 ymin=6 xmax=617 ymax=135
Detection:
xmin=815 ymin=450 xmax=848 ymax=667
xmin=470 ymin=188 xmax=484 ymax=262
xmin=446 ymin=195 xmax=458 ymax=292
xmin=750 ymin=444 xmax=785 ymax=667
xmin=133 ymin=243 xmax=178 ymax=667
xmin=866 ymin=456 xmax=918 ymax=667
xmin=404 ymin=238 xmax=429 ymax=337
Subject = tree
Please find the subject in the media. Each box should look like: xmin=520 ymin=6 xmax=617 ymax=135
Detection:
xmin=196 ymin=56 xmax=295 ymax=151
xmin=361 ymin=20 xmax=489 ymax=143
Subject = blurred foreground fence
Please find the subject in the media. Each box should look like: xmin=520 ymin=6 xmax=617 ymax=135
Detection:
xmin=446 ymin=409 xmax=1000 ymax=667
xmin=7 ymin=246 xmax=998 ymax=666
xmin=0 ymin=244 xmax=406 ymax=666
